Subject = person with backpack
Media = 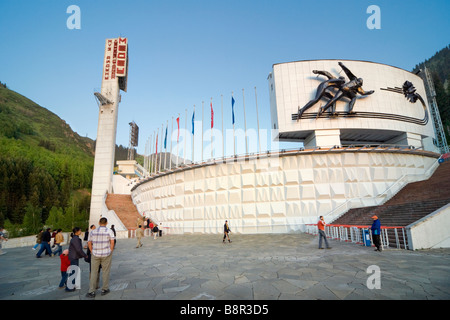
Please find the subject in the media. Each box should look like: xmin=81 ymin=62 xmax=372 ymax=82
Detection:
xmin=370 ymin=215 xmax=382 ymax=252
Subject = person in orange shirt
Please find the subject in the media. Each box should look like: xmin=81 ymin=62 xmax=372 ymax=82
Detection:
xmin=317 ymin=216 xmax=331 ymax=249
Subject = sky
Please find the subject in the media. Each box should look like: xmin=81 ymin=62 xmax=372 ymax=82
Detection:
xmin=1 ymin=0 xmax=449 ymax=160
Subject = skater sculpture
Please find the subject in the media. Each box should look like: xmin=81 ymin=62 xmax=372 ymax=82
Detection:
xmin=297 ymin=62 xmax=374 ymax=120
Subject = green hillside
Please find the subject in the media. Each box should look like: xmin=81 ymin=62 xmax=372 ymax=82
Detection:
xmin=413 ymin=44 xmax=450 ymax=143
xmin=0 ymin=84 xmax=94 ymax=236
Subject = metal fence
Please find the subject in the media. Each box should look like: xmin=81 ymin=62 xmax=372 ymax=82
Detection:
xmin=305 ymin=224 xmax=408 ymax=250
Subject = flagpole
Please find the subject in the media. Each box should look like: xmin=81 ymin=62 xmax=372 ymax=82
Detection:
xmin=156 ymin=129 xmax=159 ymax=174
xmin=159 ymin=124 xmax=163 ymax=173
xmin=148 ymin=134 xmax=151 ymax=174
xmin=147 ymin=135 xmax=153 ymax=175
xmin=184 ymin=108 xmax=187 ymax=165
xmin=154 ymin=129 xmax=159 ymax=174
xmin=151 ymin=133 xmax=154 ymax=174
xmin=164 ymin=120 xmax=168 ymax=171
xmin=232 ymin=91 xmax=235 ymax=158
xmin=201 ymin=101 xmax=204 ymax=163
xmin=170 ymin=117 xmax=173 ymax=170
xmin=144 ymin=137 xmax=147 ymax=174
xmin=176 ymin=113 xmax=180 ymax=167
xmin=153 ymin=130 xmax=155 ymax=175
xmin=255 ymin=86 xmax=261 ymax=155
xmin=243 ymin=88 xmax=248 ymax=155
xmin=211 ymin=97 xmax=213 ymax=161
xmin=192 ymin=105 xmax=195 ymax=164
xmin=221 ymin=94 xmax=224 ymax=160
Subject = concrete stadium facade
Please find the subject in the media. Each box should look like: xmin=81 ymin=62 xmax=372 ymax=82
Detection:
xmin=131 ymin=148 xmax=439 ymax=234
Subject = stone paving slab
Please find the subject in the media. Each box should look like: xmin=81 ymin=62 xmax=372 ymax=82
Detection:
xmin=1 ymin=232 xmax=449 ymax=303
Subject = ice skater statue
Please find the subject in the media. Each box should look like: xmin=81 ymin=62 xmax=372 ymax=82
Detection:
xmin=297 ymin=62 xmax=374 ymax=120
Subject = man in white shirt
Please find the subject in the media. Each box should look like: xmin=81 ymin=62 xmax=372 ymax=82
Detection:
xmin=86 ymin=217 xmax=115 ymax=298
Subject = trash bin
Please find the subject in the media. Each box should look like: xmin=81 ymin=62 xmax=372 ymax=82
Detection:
xmin=362 ymin=229 xmax=371 ymax=247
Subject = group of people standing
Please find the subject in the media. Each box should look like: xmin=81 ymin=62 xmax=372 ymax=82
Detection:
xmin=317 ymin=215 xmax=382 ymax=251
xmin=33 ymin=217 xmax=116 ymax=298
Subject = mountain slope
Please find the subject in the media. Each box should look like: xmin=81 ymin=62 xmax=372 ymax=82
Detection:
xmin=0 ymin=85 xmax=94 ymax=232
xmin=0 ymin=85 xmax=95 ymax=156
xmin=412 ymin=44 xmax=450 ymax=142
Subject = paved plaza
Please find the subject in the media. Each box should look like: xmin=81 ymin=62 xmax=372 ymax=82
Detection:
xmin=1 ymin=232 xmax=449 ymax=301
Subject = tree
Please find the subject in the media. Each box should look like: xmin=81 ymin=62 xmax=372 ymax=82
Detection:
xmin=12 ymin=194 xmax=27 ymax=224
xmin=45 ymin=206 xmax=63 ymax=230
xmin=0 ymin=191 xmax=6 ymax=226
xmin=22 ymin=203 xmax=42 ymax=235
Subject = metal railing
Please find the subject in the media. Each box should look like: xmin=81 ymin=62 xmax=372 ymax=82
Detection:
xmin=305 ymin=224 xmax=408 ymax=250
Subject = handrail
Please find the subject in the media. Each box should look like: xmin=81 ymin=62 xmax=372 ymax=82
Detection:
xmin=327 ymin=224 xmax=408 ymax=229
xmin=305 ymin=223 xmax=408 ymax=250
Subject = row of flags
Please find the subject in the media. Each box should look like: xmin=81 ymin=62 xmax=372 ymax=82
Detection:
xmin=157 ymin=114 xmax=180 ymax=155
xmin=189 ymin=96 xmax=235 ymax=135
xmin=148 ymin=88 xmax=260 ymax=173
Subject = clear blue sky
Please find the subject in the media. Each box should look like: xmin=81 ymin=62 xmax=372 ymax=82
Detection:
xmin=1 ymin=0 xmax=449 ymax=158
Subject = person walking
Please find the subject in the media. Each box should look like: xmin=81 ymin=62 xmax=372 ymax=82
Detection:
xmin=370 ymin=215 xmax=382 ymax=252
xmin=0 ymin=227 xmax=8 ymax=255
xmin=152 ymin=224 xmax=159 ymax=239
xmin=136 ymin=225 xmax=143 ymax=248
xmin=36 ymin=228 xmax=53 ymax=258
xmin=86 ymin=217 xmax=115 ymax=298
xmin=53 ymin=229 xmax=64 ymax=256
xmin=58 ymin=249 xmax=70 ymax=289
xmin=51 ymin=229 xmax=57 ymax=248
xmin=149 ymin=221 xmax=154 ymax=237
xmin=66 ymin=227 xmax=88 ymax=292
xmin=317 ymin=216 xmax=331 ymax=249
xmin=32 ymin=229 xmax=43 ymax=251
xmin=110 ymin=225 xmax=117 ymax=248
xmin=223 ymin=220 xmax=232 ymax=243
xmin=84 ymin=225 xmax=96 ymax=248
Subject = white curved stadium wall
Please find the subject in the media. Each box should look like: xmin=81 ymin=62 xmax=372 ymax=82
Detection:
xmin=131 ymin=150 xmax=438 ymax=234
xmin=269 ymin=60 xmax=437 ymax=150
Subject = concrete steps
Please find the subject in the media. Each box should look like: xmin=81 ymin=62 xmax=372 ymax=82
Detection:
xmin=105 ymin=194 xmax=142 ymax=231
xmin=333 ymin=161 xmax=450 ymax=227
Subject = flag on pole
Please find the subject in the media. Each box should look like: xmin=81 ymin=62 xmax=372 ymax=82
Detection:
xmin=176 ymin=116 xmax=180 ymax=142
xmin=164 ymin=125 xmax=168 ymax=149
xmin=192 ymin=110 xmax=195 ymax=134
xmin=231 ymin=96 xmax=235 ymax=125
xmin=210 ymin=100 xmax=214 ymax=128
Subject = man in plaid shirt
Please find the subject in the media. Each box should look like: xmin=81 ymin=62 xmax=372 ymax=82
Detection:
xmin=86 ymin=217 xmax=115 ymax=298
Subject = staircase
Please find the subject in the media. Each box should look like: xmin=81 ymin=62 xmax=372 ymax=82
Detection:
xmin=105 ymin=194 xmax=142 ymax=231
xmin=333 ymin=161 xmax=450 ymax=227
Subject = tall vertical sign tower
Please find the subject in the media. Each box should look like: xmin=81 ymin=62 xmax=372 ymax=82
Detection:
xmin=90 ymin=37 xmax=128 ymax=226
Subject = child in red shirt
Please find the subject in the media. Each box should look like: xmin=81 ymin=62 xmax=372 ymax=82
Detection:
xmin=59 ymin=249 xmax=71 ymax=289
